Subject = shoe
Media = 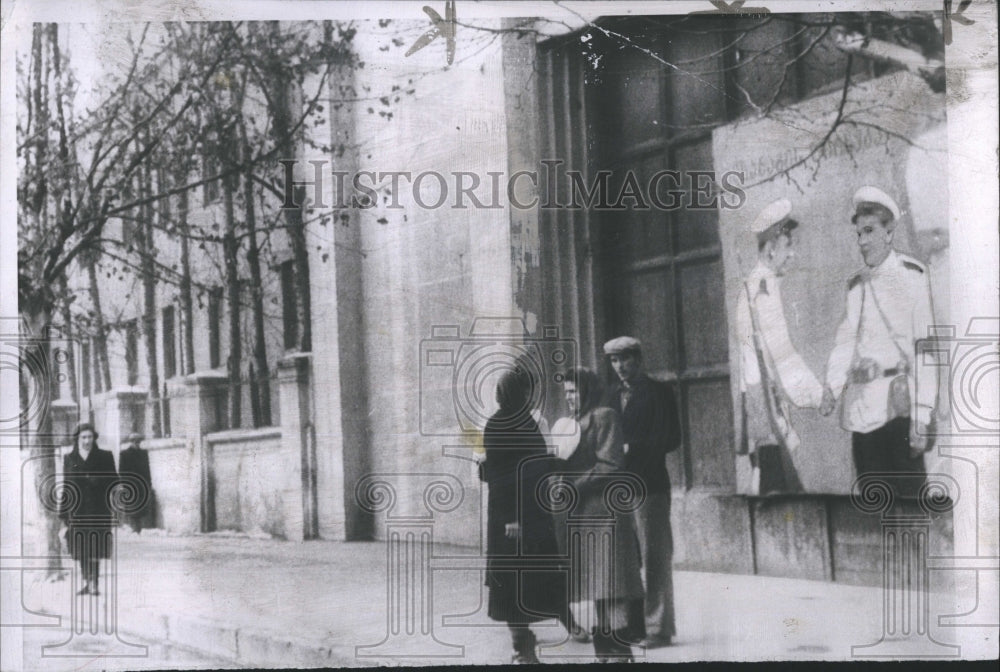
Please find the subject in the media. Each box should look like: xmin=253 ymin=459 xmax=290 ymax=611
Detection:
xmin=569 ymin=625 xmax=591 ymax=644
xmin=511 ymin=652 xmax=540 ymax=664
xmin=76 ymin=585 xmax=90 ymax=595
xmin=640 ymin=634 xmax=673 ymax=649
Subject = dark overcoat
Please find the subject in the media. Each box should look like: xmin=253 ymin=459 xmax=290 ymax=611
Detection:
xmin=119 ymin=446 xmax=156 ymax=530
xmin=480 ymin=412 xmax=566 ymax=624
xmin=60 ymin=447 xmax=118 ymax=560
xmin=565 ymin=406 xmax=644 ymax=604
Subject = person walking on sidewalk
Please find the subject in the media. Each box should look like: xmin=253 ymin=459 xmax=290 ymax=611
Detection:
xmin=479 ymin=366 xmax=567 ymax=664
xmin=60 ymin=423 xmax=119 ymax=596
xmin=602 ymin=336 xmax=680 ymax=648
xmin=562 ymin=368 xmax=645 ymax=662
xmin=119 ymin=432 xmax=155 ymax=533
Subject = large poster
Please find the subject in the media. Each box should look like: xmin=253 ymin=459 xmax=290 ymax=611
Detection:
xmin=714 ymin=71 xmax=948 ymax=495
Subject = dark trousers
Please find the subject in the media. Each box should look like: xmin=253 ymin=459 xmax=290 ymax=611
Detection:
xmin=633 ymin=490 xmax=675 ymax=640
xmin=79 ymin=556 xmax=100 ymax=588
xmin=508 ymin=625 xmax=536 ymax=658
xmin=751 ymin=444 xmax=804 ymax=494
xmin=852 ymin=417 xmax=927 ymax=500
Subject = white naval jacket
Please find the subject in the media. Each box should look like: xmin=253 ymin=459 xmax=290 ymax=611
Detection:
xmin=737 ymin=262 xmax=824 ymax=452
xmin=825 ymin=249 xmax=938 ymax=433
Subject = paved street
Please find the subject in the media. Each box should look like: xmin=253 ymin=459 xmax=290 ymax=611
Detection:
xmin=6 ymin=530 xmax=988 ymax=669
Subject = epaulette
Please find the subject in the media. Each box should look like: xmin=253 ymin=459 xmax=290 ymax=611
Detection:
xmin=899 ymin=253 xmax=926 ymax=274
xmin=847 ymin=271 xmax=864 ymax=290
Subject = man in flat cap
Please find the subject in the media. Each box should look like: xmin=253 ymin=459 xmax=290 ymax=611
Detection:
xmin=602 ymin=335 xmax=681 ymax=647
xmin=820 ymin=186 xmax=937 ymax=499
xmin=736 ymin=199 xmax=825 ymax=495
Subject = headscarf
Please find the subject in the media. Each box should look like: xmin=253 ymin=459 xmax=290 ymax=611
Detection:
xmin=494 ymin=366 xmax=535 ymax=422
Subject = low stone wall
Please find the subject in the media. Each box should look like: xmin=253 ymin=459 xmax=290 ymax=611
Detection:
xmin=204 ymin=427 xmax=301 ymax=540
xmin=146 ymin=437 xmax=200 ymax=534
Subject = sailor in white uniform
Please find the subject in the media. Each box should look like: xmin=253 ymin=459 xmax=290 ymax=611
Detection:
xmin=820 ymin=186 xmax=938 ymax=499
xmin=736 ymin=198 xmax=824 ymax=495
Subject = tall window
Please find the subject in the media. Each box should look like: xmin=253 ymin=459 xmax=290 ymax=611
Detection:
xmin=208 ymin=287 xmax=223 ymax=369
xmin=595 ymin=21 xmax=733 ymax=490
xmin=162 ymin=305 xmax=177 ymax=379
xmin=202 ymin=154 xmax=221 ymax=206
xmin=125 ymin=320 xmax=139 ymax=386
xmin=280 ymin=261 xmax=298 ymax=350
xmin=81 ymin=341 xmax=91 ymax=398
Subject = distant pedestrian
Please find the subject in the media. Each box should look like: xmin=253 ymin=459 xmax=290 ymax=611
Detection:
xmin=480 ymin=366 xmax=566 ymax=664
xmin=119 ymin=432 xmax=155 ymax=533
xmin=60 ymin=423 xmax=119 ymax=596
xmin=602 ymin=336 xmax=680 ymax=648
xmin=563 ymin=368 xmax=645 ymax=662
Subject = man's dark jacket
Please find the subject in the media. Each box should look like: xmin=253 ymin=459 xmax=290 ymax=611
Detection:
xmin=603 ymin=374 xmax=681 ymax=493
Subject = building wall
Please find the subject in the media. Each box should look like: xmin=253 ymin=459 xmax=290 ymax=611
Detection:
xmin=303 ymin=20 xmax=516 ymax=545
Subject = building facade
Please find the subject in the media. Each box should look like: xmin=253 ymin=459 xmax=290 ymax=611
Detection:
xmin=57 ymin=13 xmax=952 ymax=585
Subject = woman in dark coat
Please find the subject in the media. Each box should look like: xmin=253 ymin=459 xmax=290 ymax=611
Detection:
xmin=479 ymin=366 xmax=566 ymax=664
xmin=60 ymin=423 xmax=119 ymax=595
xmin=562 ymin=368 xmax=645 ymax=662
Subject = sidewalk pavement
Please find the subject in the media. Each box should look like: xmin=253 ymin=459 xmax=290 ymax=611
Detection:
xmin=15 ymin=530 xmax=972 ymax=669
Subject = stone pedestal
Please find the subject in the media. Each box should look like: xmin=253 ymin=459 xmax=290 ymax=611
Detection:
xmin=277 ymin=353 xmax=315 ymax=541
xmin=102 ymin=387 xmax=148 ymax=461
xmin=50 ymin=400 xmax=80 ymax=444
xmin=168 ymin=373 xmax=229 ymax=533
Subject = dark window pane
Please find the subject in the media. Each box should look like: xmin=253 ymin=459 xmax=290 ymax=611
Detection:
xmin=686 ymin=379 xmax=735 ymax=488
xmin=92 ymin=341 xmax=103 ymax=393
xmin=606 ymin=158 xmax=672 ymax=261
xmin=125 ymin=320 xmax=139 ymax=386
xmin=81 ymin=342 xmax=91 ymax=398
xmin=162 ymin=306 xmax=176 ymax=379
xmin=731 ymin=18 xmax=796 ymax=113
xmin=613 ymin=269 xmax=675 ymax=373
xmin=280 ymin=262 xmax=298 ymax=350
xmin=601 ymin=48 xmax=663 ymax=151
xmin=679 ymin=260 xmax=728 ymax=368
xmin=208 ymin=288 xmax=222 ymax=369
xmin=669 ymin=29 xmax=725 ymax=128
xmin=673 ymin=140 xmax=720 ymax=252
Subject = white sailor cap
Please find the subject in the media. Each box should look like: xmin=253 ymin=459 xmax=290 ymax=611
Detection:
xmin=852 ymin=186 xmax=901 ymax=222
xmin=603 ymin=336 xmax=642 ymax=357
xmin=751 ymin=198 xmax=798 ymax=243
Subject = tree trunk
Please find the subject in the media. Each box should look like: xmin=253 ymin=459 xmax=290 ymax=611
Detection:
xmin=223 ymin=175 xmax=242 ymax=429
xmin=244 ymin=155 xmax=271 ymax=426
xmin=58 ymin=277 xmax=78 ymax=403
xmin=85 ymin=254 xmax=112 ymax=392
xmin=138 ymin=169 xmax=162 ymax=437
xmin=23 ymin=306 xmax=64 ymax=576
xmin=265 ymin=26 xmax=311 ymax=352
xmin=177 ymin=183 xmax=196 ymax=375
